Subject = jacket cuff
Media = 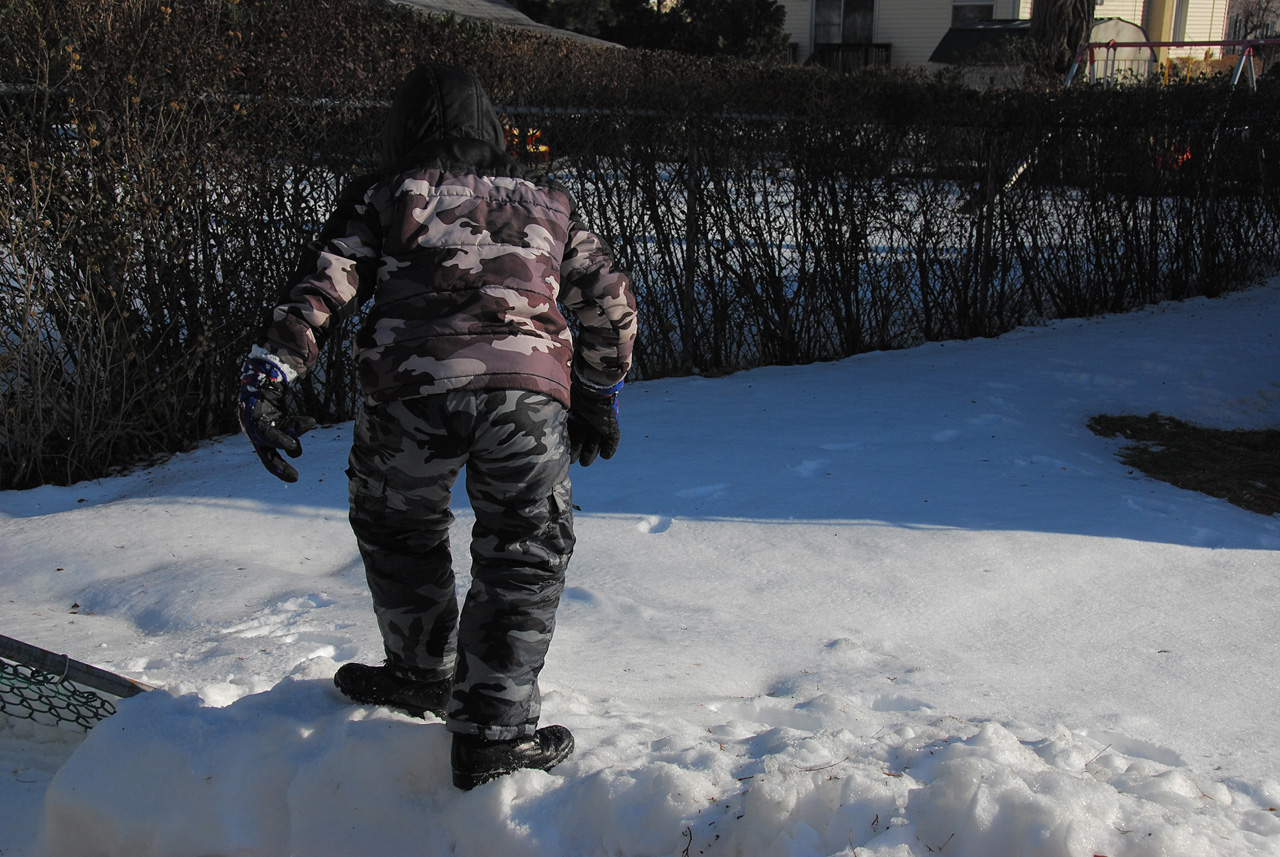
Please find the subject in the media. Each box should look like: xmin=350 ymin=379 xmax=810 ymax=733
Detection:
xmin=248 ymin=345 xmax=300 ymax=385
xmin=572 ymin=371 xmax=624 ymax=397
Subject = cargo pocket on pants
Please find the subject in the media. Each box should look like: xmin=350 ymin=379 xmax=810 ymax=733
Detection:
xmin=542 ymin=478 xmax=576 ymax=562
xmin=346 ymin=465 xmax=388 ymax=540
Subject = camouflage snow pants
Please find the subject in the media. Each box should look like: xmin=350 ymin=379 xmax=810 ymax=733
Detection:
xmin=346 ymin=390 xmax=574 ymax=740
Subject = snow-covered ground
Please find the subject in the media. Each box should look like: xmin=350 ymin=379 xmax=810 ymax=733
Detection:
xmin=2 ymin=282 xmax=1279 ymax=857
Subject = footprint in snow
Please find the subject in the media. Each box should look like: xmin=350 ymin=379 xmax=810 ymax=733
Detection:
xmin=1080 ymin=729 xmax=1188 ymax=768
xmin=820 ymin=442 xmax=864 ymax=451
xmin=1052 ymin=371 xmax=1136 ymax=389
xmin=968 ymin=413 xmax=1018 ymax=427
xmin=636 ymin=515 xmax=671 ymax=534
xmin=711 ymin=698 xmax=826 ymax=733
xmin=1192 ymin=527 xmax=1224 ymax=549
xmin=562 ymin=586 xmax=601 ymax=606
xmin=870 ymin=693 xmax=933 ymax=713
xmin=676 ymin=484 xmax=729 ymax=499
xmin=791 ymin=459 xmax=829 ymax=478
xmin=1124 ymin=495 xmax=1177 ymax=517
xmin=221 ymin=594 xmax=357 ymax=664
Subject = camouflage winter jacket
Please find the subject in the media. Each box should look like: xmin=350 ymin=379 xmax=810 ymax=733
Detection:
xmin=260 ymin=66 xmax=637 ymax=409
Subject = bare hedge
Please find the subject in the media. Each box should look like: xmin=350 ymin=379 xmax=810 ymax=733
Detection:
xmin=2 ymin=0 xmax=1279 ymax=489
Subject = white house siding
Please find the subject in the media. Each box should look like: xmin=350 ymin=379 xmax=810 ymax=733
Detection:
xmin=1018 ymin=0 xmax=1226 ymax=57
xmin=1167 ymin=0 xmax=1231 ymax=56
xmin=785 ymin=0 xmax=1228 ymax=68
xmin=1094 ymin=0 xmax=1146 ymax=24
xmin=1020 ymin=0 xmax=1149 ymax=30
xmin=878 ymin=0 xmax=954 ymax=66
xmin=781 ymin=0 xmax=815 ymax=59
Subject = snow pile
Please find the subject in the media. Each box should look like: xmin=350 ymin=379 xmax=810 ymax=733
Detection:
xmin=3 ymin=283 xmax=1280 ymax=856
xmin=33 ymin=683 xmax=1280 ymax=856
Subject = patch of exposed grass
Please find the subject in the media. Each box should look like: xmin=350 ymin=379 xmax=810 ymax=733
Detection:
xmin=1088 ymin=413 xmax=1280 ymax=517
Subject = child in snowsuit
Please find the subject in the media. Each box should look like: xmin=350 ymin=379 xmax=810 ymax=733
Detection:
xmin=237 ymin=62 xmax=637 ymax=790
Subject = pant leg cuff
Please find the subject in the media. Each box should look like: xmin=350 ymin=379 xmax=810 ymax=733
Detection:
xmin=446 ymin=721 xmax=534 ymax=741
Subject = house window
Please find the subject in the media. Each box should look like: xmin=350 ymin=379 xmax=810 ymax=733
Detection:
xmin=814 ymin=0 xmax=874 ymax=43
xmin=952 ymin=1 xmax=994 ymax=26
xmin=1172 ymin=0 xmax=1189 ymax=39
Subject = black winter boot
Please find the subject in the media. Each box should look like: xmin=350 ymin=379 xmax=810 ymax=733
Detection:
xmin=333 ymin=662 xmax=450 ymax=719
xmin=451 ymin=725 xmax=575 ymax=790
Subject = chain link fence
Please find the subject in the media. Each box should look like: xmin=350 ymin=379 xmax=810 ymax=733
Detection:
xmin=0 ymin=659 xmax=118 ymax=730
xmin=0 ymin=634 xmax=150 ymax=731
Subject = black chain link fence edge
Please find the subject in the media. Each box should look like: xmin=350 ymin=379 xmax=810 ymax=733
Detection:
xmin=0 ymin=658 xmax=119 ymax=731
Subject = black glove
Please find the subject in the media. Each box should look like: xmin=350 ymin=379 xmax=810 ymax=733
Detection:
xmin=568 ymin=377 xmax=623 ymax=466
xmin=237 ymin=354 xmax=316 ymax=483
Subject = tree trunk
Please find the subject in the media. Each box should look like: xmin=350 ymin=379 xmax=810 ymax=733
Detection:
xmin=1030 ymin=0 xmax=1097 ymax=73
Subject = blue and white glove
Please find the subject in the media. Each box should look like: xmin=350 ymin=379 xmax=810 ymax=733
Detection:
xmin=568 ymin=375 xmax=624 ymax=467
xmin=237 ymin=348 xmax=316 ymax=483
